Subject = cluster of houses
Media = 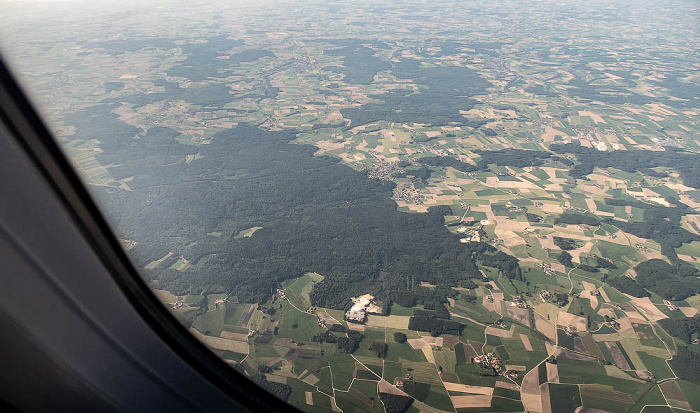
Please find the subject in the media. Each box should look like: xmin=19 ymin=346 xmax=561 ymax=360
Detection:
xmin=538 ymin=262 xmax=555 ymax=275
xmin=539 ymin=290 xmax=553 ymax=301
xmin=564 ymin=325 xmax=578 ymax=336
xmin=663 ymin=300 xmax=679 ymax=311
xmin=394 ymin=187 xmax=424 ymax=204
xmin=458 ymin=227 xmax=482 ymax=243
xmin=474 ymin=353 xmax=504 ymax=373
xmin=508 ymin=297 xmax=528 ymax=309
xmin=635 ymin=243 xmax=650 ymax=253
xmin=394 ymin=373 xmax=414 ymax=388
xmin=562 ymin=206 xmax=588 ymax=214
xmin=363 ymin=160 xmax=402 ymax=182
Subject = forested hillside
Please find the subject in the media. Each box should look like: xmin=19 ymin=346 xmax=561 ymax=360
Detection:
xmin=91 ymin=121 xmax=516 ymax=308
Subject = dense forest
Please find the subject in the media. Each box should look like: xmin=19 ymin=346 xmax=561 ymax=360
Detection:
xmin=658 ymin=316 xmax=700 ymax=344
xmin=600 ymin=197 xmax=700 ymax=262
xmin=550 ymin=143 xmax=700 ymax=189
xmin=607 ymin=276 xmax=650 ymax=298
xmin=81 ymin=112 xmax=522 ymax=309
xmin=558 ymin=251 xmax=573 ymax=268
xmin=408 ymin=315 xmax=463 ymax=336
xmin=329 ymin=43 xmax=491 ymax=125
xmin=474 ymin=149 xmax=552 ymax=169
xmin=418 ymin=156 xmax=478 ymax=172
xmin=554 ymin=212 xmax=600 ymax=226
xmin=668 ymin=347 xmax=700 ymax=386
xmin=378 ymin=393 xmax=413 ymax=413
xmin=553 ymin=236 xmax=581 ymax=251
xmin=633 ymin=259 xmax=700 ymax=301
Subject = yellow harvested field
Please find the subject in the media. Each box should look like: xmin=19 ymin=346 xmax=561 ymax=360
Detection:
xmin=366 ymin=315 xmax=411 ymax=329
xmin=443 ymin=383 xmax=494 ymax=395
xmin=220 ymin=331 xmax=249 ymax=341
xmin=152 ymin=289 xmax=179 ymax=303
xmin=522 ymin=393 xmax=542 ymax=412
xmin=520 ymin=334 xmax=534 ymax=351
xmin=540 ymin=383 xmax=553 ymax=413
xmin=582 ymin=281 xmax=600 ymax=296
xmin=581 ymin=281 xmax=599 ymax=308
xmin=680 ymin=307 xmax=698 ymax=317
xmin=305 ymin=391 xmax=313 ymax=405
xmin=578 ymin=110 xmax=606 ymax=124
xmin=485 ymin=324 xmax=515 ymax=338
xmin=422 ymin=348 xmax=435 ymax=364
xmin=534 ymin=312 xmax=557 ymax=341
xmin=616 ymin=318 xmax=634 ymax=335
xmin=482 ymin=296 xmax=498 ymax=313
xmin=630 ymin=297 xmax=668 ymax=321
xmin=495 ymin=381 xmax=520 ymax=391
xmin=508 ymin=305 xmax=531 ymax=326
xmin=407 ymin=338 xmax=432 ymax=349
xmin=450 ymin=395 xmax=492 ymax=409
xmin=302 ymin=374 xmax=320 ymax=386
xmin=378 ymin=379 xmax=408 ymax=396
xmin=521 ymin=368 xmax=542 ymax=413
xmin=189 ymin=328 xmax=249 ymax=354
xmin=505 ymin=365 xmax=527 ymax=371
xmin=557 ymin=312 xmax=587 ymax=331
xmin=579 ymin=290 xmax=599 ymax=310
xmin=422 ymin=336 xmax=444 ymax=347
xmin=495 ymin=228 xmax=526 ymax=247
xmin=348 ymin=323 xmax=365 ymax=332
xmin=603 ymin=365 xmax=643 ymax=382
xmin=485 ymin=176 xmax=539 ymax=189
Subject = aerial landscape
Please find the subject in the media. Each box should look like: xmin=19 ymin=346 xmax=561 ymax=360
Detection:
xmin=1 ymin=0 xmax=699 ymax=411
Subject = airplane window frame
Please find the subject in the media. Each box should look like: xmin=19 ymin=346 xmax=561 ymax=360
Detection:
xmin=0 ymin=54 xmax=302 ymax=413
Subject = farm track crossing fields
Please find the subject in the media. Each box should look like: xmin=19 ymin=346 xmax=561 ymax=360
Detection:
xmin=659 ymin=381 xmax=692 ymax=411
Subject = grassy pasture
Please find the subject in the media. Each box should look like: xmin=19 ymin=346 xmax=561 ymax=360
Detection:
xmin=678 ymin=380 xmax=700 ymax=411
xmin=627 ymin=385 xmax=667 ymax=413
xmin=276 ymin=300 xmax=321 ymax=343
xmin=283 ymin=273 xmax=323 ymax=310
xmin=548 ymin=383 xmax=582 ymax=413
xmin=329 ymin=354 xmax=356 ymax=391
